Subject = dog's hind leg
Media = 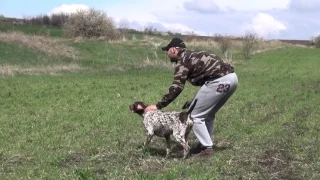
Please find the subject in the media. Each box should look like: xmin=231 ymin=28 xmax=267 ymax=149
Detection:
xmin=174 ymin=131 xmax=190 ymax=159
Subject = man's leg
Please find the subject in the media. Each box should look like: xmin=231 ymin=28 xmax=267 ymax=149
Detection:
xmin=190 ymin=73 xmax=238 ymax=148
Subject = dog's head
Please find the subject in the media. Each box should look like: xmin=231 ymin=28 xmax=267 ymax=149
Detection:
xmin=129 ymin=101 xmax=148 ymax=116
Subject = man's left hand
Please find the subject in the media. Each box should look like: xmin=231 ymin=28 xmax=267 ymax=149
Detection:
xmin=145 ymin=105 xmax=158 ymax=112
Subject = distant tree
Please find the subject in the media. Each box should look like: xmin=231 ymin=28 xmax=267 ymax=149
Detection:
xmin=42 ymin=15 xmax=50 ymax=25
xmin=50 ymin=13 xmax=69 ymax=27
xmin=0 ymin=14 xmax=4 ymax=23
xmin=144 ymin=26 xmax=156 ymax=35
xmin=310 ymin=35 xmax=320 ymax=48
xmin=118 ymin=18 xmax=130 ymax=34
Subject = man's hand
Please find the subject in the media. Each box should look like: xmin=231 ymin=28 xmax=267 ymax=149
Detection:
xmin=145 ymin=105 xmax=158 ymax=112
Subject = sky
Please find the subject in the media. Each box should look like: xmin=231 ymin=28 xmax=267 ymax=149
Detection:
xmin=1 ymin=0 xmax=320 ymax=40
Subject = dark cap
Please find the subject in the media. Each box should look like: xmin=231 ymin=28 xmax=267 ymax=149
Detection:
xmin=161 ymin=37 xmax=186 ymax=51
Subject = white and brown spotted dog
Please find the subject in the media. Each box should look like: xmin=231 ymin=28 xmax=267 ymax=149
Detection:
xmin=129 ymin=100 xmax=197 ymax=159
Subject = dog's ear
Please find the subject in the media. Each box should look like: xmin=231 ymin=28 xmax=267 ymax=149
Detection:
xmin=137 ymin=104 xmax=145 ymax=110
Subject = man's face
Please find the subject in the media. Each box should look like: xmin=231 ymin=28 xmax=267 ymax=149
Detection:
xmin=167 ymin=47 xmax=178 ymax=62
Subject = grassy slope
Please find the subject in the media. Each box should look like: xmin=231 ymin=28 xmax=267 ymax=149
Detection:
xmin=0 ymin=24 xmax=63 ymax=37
xmin=0 ymin=26 xmax=319 ymax=179
xmin=0 ymin=41 xmax=72 ymax=66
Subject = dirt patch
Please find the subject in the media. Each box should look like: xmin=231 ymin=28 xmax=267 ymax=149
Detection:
xmin=0 ymin=31 xmax=77 ymax=59
xmin=295 ymin=107 xmax=312 ymax=120
xmin=0 ymin=153 xmax=33 ymax=173
xmin=58 ymin=153 xmax=84 ymax=167
xmin=257 ymin=148 xmax=300 ymax=180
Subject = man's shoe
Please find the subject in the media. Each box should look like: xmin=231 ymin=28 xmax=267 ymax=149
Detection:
xmin=189 ymin=143 xmax=206 ymax=155
xmin=192 ymin=147 xmax=213 ymax=158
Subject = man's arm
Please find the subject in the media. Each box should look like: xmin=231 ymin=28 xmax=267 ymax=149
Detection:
xmin=156 ymin=64 xmax=189 ymax=109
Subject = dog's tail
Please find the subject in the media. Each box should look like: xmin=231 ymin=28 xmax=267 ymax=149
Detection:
xmin=187 ymin=99 xmax=198 ymax=114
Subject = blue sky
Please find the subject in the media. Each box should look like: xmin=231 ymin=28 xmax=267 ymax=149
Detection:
xmin=1 ymin=0 xmax=320 ymax=40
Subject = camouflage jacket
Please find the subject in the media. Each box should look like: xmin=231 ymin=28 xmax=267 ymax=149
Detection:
xmin=156 ymin=48 xmax=234 ymax=109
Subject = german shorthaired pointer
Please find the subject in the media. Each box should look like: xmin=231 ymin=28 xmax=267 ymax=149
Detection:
xmin=129 ymin=100 xmax=197 ymax=159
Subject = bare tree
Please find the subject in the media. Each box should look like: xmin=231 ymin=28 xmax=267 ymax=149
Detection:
xmin=118 ymin=18 xmax=130 ymax=34
xmin=144 ymin=25 xmax=156 ymax=35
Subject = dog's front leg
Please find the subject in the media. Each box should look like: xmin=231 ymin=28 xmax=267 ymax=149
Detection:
xmin=182 ymin=143 xmax=190 ymax=159
xmin=144 ymin=133 xmax=153 ymax=149
xmin=164 ymin=135 xmax=171 ymax=158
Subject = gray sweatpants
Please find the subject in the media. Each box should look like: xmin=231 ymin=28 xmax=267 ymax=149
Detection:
xmin=189 ymin=73 xmax=238 ymax=147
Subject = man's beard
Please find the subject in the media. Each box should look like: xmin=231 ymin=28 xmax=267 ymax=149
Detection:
xmin=169 ymin=57 xmax=178 ymax=62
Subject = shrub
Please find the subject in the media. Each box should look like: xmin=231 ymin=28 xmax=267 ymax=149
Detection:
xmin=241 ymin=33 xmax=258 ymax=59
xmin=186 ymin=31 xmax=197 ymax=42
xmin=311 ymin=35 xmax=320 ymax=48
xmin=214 ymin=34 xmax=232 ymax=55
xmin=62 ymin=8 xmax=120 ymax=40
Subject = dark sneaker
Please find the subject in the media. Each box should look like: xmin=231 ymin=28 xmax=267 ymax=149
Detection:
xmin=192 ymin=148 xmax=213 ymax=158
xmin=189 ymin=143 xmax=206 ymax=155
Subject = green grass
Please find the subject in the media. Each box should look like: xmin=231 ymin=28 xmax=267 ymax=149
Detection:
xmin=71 ymin=40 xmax=169 ymax=68
xmin=0 ymin=30 xmax=320 ymax=179
xmin=0 ymin=24 xmax=63 ymax=37
xmin=0 ymin=41 xmax=72 ymax=66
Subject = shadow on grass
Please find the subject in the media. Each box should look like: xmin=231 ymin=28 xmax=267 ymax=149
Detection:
xmin=138 ymin=141 xmax=232 ymax=159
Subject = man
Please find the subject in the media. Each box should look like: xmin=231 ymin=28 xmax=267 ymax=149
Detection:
xmin=145 ymin=37 xmax=238 ymax=157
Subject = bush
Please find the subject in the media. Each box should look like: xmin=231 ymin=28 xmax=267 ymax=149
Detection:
xmin=62 ymin=8 xmax=120 ymax=40
xmin=311 ymin=35 xmax=320 ymax=48
xmin=214 ymin=34 xmax=232 ymax=55
xmin=241 ymin=33 xmax=258 ymax=59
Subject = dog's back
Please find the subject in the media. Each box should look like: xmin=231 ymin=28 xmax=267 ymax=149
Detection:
xmin=143 ymin=110 xmax=192 ymax=137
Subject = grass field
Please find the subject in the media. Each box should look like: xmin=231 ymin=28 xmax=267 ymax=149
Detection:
xmin=0 ymin=26 xmax=320 ymax=179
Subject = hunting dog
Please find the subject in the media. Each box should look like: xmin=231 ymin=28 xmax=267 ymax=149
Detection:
xmin=129 ymin=100 xmax=197 ymax=159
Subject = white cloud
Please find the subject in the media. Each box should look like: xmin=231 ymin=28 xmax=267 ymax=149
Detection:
xmin=108 ymin=0 xmax=198 ymax=34
xmin=40 ymin=1 xmax=319 ymax=40
xmin=288 ymin=0 xmax=320 ymax=12
xmin=161 ymin=22 xmax=205 ymax=35
xmin=243 ymin=13 xmax=287 ymax=38
xmin=214 ymin=0 xmax=290 ymax=11
xmin=48 ymin=4 xmax=89 ymax=15
xmin=184 ymin=0 xmax=224 ymax=14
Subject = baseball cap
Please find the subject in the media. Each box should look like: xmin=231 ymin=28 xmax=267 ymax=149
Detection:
xmin=161 ymin=37 xmax=186 ymax=51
